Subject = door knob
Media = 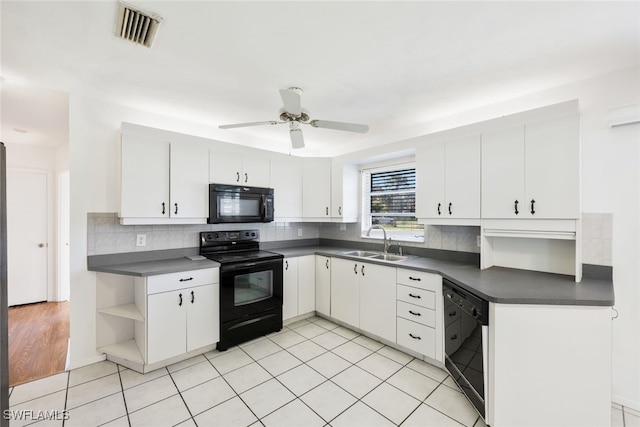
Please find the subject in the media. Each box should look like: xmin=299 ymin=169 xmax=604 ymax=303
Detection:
xmin=38 ymin=243 xmax=45 ymax=248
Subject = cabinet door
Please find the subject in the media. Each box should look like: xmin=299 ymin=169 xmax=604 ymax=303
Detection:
xmin=209 ymin=150 xmax=243 ymax=185
xmin=147 ymin=290 xmax=186 ymax=364
xmin=242 ymin=154 xmax=271 ymax=187
xmin=170 ymin=142 xmax=209 ymax=219
xmin=359 ymin=262 xmax=396 ymax=342
xmin=297 ymin=255 xmax=316 ymax=315
xmin=271 ymin=156 xmax=303 ymax=219
xmin=302 ymin=158 xmax=332 ymax=218
xmin=186 ymin=284 xmax=219 ymax=352
xmin=445 ymin=135 xmax=481 ymax=218
xmin=416 ymin=142 xmax=445 ymax=218
xmin=315 ymin=256 xmax=331 ymax=316
xmin=481 ymin=126 xmax=526 ymax=218
xmin=525 ymin=114 xmax=580 ymax=219
xmin=283 ymin=258 xmax=299 ymax=321
xmin=331 ymin=161 xmax=358 ymax=221
xmin=330 ymin=258 xmax=360 ymax=327
xmin=120 ymin=134 xmax=170 ymax=218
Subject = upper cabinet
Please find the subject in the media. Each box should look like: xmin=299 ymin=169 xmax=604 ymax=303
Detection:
xmin=119 ymin=130 xmax=208 ymax=225
xmin=331 ymin=160 xmax=359 ymax=222
xmin=416 ymin=135 xmax=481 ymax=223
xmin=302 ymin=157 xmax=332 ymax=219
xmin=271 ymin=155 xmax=303 ymax=221
xmin=209 ymin=150 xmax=270 ymax=187
xmin=482 ymin=114 xmax=579 ymax=219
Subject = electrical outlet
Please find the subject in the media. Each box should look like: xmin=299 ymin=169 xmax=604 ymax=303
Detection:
xmin=136 ymin=234 xmax=146 ymax=247
xmin=477 ymin=235 xmax=481 ymax=247
xmin=298 ymin=228 xmax=303 ymax=237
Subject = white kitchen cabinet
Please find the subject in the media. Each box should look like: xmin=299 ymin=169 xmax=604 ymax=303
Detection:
xmin=330 ymin=258 xmax=361 ymax=327
xmin=359 ymin=262 xmax=397 ymax=343
xmin=331 ymin=160 xmax=359 ymax=222
xmin=302 ymin=157 xmax=332 ymax=219
xmin=482 ymin=114 xmax=580 ymax=219
xmin=315 ymin=255 xmax=331 ymax=316
xmin=416 ymin=135 xmax=481 ymax=222
xmin=271 ymin=155 xmax=303 ymax=220
xmin=119 ymin=133 xmax=208 ymax=224
xmin=330 ymin=257 xmax=396 ymax=341
xmin=97 ymin=267 xmax=219 ymax=372
xmin=283 ymin=255 xmax=316 ymax=321
xmin=146 ymin=271 xmax=219 ymax=365
xmin=395 ymin=269 xmax=443 ymax=362
xmin=209 ymin=149 xmax=270 ymax=187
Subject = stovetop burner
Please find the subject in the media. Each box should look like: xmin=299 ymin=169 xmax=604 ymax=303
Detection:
xmin=199 ymin=229 xmax=283 ymax=265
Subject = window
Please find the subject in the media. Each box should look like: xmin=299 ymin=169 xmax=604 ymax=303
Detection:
xmin=361 ymin=163 xmax=424 ymax=242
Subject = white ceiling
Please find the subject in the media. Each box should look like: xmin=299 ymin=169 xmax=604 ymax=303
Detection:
xmin=1 ymin=1 xmax=639 ymax=156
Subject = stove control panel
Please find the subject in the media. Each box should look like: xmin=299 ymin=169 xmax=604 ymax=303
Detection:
xmin=201 ymin=229 xmax=259 ymax=243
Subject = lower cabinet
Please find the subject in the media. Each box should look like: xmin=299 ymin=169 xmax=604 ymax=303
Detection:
xmin=283 ymin=255 xmax=316 ymax=321
xmin=330 ymin=257 xmax=396 ymax=342
xmin=395 ymin=268 xmax=443 ymax=362
xmin=315 ymin=255 xmax=331 ymax=316
xmin=96 ymin=267 xmax=220 ymax=372
xmin=147 ymin=283 xmax=219 ymax=364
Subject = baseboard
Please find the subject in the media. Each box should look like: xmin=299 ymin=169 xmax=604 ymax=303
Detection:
xmin=65 ymin=354 xmax=106 ymax=371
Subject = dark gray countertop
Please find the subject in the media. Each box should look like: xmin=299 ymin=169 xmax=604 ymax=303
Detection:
xmin=274 ymin=246 xmax=614 ymax=306
xmin=88 ymin=257 xmax=219 ymax=277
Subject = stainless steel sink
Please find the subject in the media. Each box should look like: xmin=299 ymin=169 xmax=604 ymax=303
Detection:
xmin=341 ymin=250 xmax=408 ymax=262
xmin=342 ymin=250 xmax=381 ymax=257
xmin=368 ymin=253 xmax=408 ymax=262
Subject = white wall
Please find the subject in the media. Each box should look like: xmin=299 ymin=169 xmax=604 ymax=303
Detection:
xmin=68 ymin=66 xmax=640 ymax=408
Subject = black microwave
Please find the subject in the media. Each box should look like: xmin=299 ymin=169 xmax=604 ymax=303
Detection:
xmin=208 ymin=184 xmax=274 ymax=224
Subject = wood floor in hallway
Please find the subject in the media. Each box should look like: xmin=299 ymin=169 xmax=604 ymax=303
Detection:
xmin=8 ymin=301 xmax=69 ymax=386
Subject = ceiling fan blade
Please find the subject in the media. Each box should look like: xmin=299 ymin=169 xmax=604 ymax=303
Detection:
xmin=290 ymin=128 xmax=305 ymax=149
xmin=279 ymin=87 xmax=302 ymax=116
xmin=219 ymin=121 xmax=282 ymax=129
xmin=309 ymin=119 xmax=369 ymax=133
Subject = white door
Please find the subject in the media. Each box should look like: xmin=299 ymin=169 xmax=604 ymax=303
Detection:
xmin=330 ymin=258 xmax=360 ymax=327
xmin=445 ymin=135 xmax=481 ymax=218
xmin=359 ymin=262 xmax=396 ymax=342
xmin=271 ymin=156 xmax=302 ymax=219
xmin=7 ymin=170 xmax=48 ymax=306
xmin=282 ymin=258 xmax=299 ymax=320
xmin=186 ymin=284 xmax=219 ymax=352
xmin=416 ymin=142 xmax=445 ymax=218
xmin=170 ymin=142 xmax=209 ymax=219
xmin=297 ymin=255 xmax=316 ymax=315
xmin=147 ymin=290 xmax=186 ymax=364
xmin=315 ymin=256 xmax=331 ymax=316
xmin=302 ymin=158 xmax=332 ymax=218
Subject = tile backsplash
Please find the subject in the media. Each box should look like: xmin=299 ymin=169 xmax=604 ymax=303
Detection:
xmin=87 ymin=213 xmax=321 ymax=256
xmin=582 ymin=212 xmax=613 ymax=266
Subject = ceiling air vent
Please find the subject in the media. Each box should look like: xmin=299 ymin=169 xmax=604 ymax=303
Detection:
xmin=114 ymin=1 xmax=162 ymax=48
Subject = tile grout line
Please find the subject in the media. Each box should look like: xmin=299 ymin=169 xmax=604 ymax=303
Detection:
xmin=166 ymin=365 xmax=199 ymax=427
xmin=116 ymin=365 xmax=132 ymax=427
xmin=61 ymin=371 xmax=70 ymax=427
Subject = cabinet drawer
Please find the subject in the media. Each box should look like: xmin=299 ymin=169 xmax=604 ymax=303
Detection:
xmin=397 ymin=301 xmax=436 ymax=328
xmin=397 ymin=317 xmax=435 ymax=359
xmin=147 ymin=268 xmax=218 ymax=295
xmin=397 ymin=284 xmax=435 ymax=309
xmin=396 ymin=269 xmax=440 ymax=291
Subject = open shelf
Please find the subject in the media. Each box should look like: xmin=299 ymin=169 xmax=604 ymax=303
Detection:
xmin=98 ymin=339 xmax=143 ymax=364
xmin=97 ymin=303 xmax=144 ymax=321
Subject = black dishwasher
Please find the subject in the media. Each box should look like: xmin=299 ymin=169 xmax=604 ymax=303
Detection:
xmin=443 ymin=278 xmax=489 ymax=420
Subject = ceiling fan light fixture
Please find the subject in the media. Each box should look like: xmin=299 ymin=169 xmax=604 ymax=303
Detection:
xmin=289 ymin=128 xmax=305 ymax=149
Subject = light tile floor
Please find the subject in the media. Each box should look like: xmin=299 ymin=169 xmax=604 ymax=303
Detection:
xmin=7 ymin=315 xmax=633 ymax=427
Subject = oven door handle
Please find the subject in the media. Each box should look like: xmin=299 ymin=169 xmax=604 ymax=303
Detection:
xmin=222 ymin=258 xmax=282 ymax=272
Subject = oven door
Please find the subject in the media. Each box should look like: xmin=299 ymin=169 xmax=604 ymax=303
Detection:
xmin=219 ymin=258 xmax=283 ymax=323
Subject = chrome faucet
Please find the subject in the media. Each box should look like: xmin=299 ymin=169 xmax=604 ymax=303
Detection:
xmin=366 ymin=225 xmax=389 ymax=253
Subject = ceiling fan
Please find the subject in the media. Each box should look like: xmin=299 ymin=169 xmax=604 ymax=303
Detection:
xmin=218 ymin=87 xmax=369 ymax=149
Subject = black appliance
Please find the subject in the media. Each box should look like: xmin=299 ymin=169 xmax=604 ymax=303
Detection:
xmin=208 ymin=184 xmax=274 ymax=224
xmin=200 ymin=230 xmax=283 ymax=351
xmin=443 ymin=278 xmax=489 ymax=420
